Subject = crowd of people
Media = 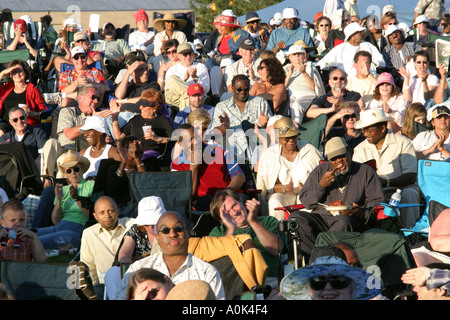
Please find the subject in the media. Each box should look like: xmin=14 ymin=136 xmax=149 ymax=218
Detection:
xmin=0 ymin=1 xmax=449 ymax=301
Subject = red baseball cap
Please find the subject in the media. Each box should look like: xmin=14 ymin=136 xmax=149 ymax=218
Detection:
xmin=14 ymin=19 xmax=27 ymax=34
xmin=187 ymin=84 xmax=204 ymax=96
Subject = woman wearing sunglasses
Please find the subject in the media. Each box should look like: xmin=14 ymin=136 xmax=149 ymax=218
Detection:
xmin=314 ymin=16 xmax=332 ymax=55
xmin=280 ymin=256 xmax=382 ymax=300
xmin=35 ymin=150 xmax=94 ymax=250
xmin=366 ymin=72 xmax=408 ymax=133
xmin=0 ymin=59 xmax=47 ymax=136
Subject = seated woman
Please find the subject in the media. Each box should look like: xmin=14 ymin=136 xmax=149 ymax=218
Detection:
xmin=325 ymin=101 xmax=365 ymax=156
xmin=171 ymin=110 xmax=246 ymax=211
xmin=401 ymin=102 xmax=427 ymax=141
xmin=79 ymin=115 xmax=121 ymax=179
xmin=35 ymin=150 xmax=94 ymax=250
xmin=366 ymin=72 xmax=408 ymax=133
xmin=126 ymin=268 xmax=174 ymax=300
xmin=250 ymin=57 xmax=288 ymax=116
xmin=313 ymin=16 xmax=332 ymax=55
xmin=413 ymin=103 xmax=450 ymax=160
xmin=256 ymin=117 xmax=323 ymax=220
xmin=111 ymin=88 xmax=174 ymax=171
xmin=400 ymin=50 xmax=439 ymax=106
xmin=0 ymin=59 xmax=47 ymax=136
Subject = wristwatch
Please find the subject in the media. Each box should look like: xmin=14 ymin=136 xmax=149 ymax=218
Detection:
xmin=157 ymin=136 xmax=163 ymax=144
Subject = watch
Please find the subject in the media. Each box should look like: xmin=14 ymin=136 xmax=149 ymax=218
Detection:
xmin=157 ymin=136 xmax=163 ymax=144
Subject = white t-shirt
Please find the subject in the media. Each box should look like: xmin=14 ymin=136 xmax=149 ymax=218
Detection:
xmin=408 ymin=74 xmax=440 ymax=104
xmin=413 ymin=130 xmax=450 ymax=160
xmin=128 ymin=30 xmax=155 ymax=54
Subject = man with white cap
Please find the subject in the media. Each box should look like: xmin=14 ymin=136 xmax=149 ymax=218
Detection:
xmin=266 ymin=7 xmax=314 ymax=54
xmin=290 ymin=136 xmax=384 ymax=264
xmin=382 ymin=25 xmax=423 ymax=71
xmin=353 ymin=108 xmax=421 ymax=229
xmin=316 ymin=22 xmax=385 ymax=78
xmin=284 ymin=44 xmax=325 ymax=125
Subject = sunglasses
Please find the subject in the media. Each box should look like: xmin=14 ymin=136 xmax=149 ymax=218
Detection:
xmin=441 ymin=23 xmax=448 ymax=27
xmin=65 ymin=167 xmax=81 ymax=174
xmin=158 ymin=225 xmax=184 ymax=234
xmin=88 ymin=95 xmax=100 ymax=101
xmin=11 ymin=69 xmax=24 ymax=76
xmin=166 ymin=49 xmax=177 ymax=55
xmin=181 ymin=51 xmax=193 ymax=56
xmin=12 ymin=115 xmax=26 ymax=122
xmin=281 ymin=135 xmax=298 ymax=141
xmin=257 ymin=66 xmax=267 ymax=70
xmin=415 ymin=60 xmax=428 ymax=64
xmin=75 ymin=39 xmax=87 ymax=43
xmin=332 ymin=76 xmax=346 ymax=81
xmin=343 ymin=113 xmax=357 ymax=119
xmin=319 ymin=24 xmax=330 ymax=27
xmin=73 ymin=54 xmax=86 ymax=60
xmin=309 ymin=275 xmax=351 ymax=291
xmin=235 ymin=87 xmax=250 ymax=93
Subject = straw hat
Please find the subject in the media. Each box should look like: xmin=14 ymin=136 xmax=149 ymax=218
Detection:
xmin=57 ymin=150 xmax=90 ymax=175
xmin=166 ymin=280 xmax=216 ymax=300
xmin=274 ymin=117 xmax=301 ymax=138
xmin=280 ymin=256 xmax=381 ymax=300
xmin=153 ymin=13 xmax=187 ymax=32
xmin=354 ymin=109 xmax=394 ymax=129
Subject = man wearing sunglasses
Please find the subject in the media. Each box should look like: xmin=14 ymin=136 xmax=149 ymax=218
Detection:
xmin=164 ymin=43 xmax=210 ymax=110
xmin=58 ymin=46 xmax=109 ymax=108
xmin=306 ymin=68 xmax=361 ymax=120
xmin=0 ymin=106 xmax=47 ymax=160
xmin=113 ymin=211 xmax=225 ymax=300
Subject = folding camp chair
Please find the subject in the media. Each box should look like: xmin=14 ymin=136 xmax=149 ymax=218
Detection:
xmin=0 ymin=49 xmax=31 ymax=81
xmin=298 ymin=114 xmax=327 ymax=151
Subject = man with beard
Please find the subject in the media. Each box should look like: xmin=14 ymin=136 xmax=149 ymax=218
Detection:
xmin=306 ymin=68 xmax=361 ymax=121
xmin=382 ymin=25 xmax=423 ymax=71
xmin=289 ymin=137 xmax=384 ymax=263
xmin=266 ymin=7 xmax=314 ymax=55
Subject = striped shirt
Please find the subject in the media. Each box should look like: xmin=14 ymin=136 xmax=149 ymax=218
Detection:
xmin=382 ymin=42 xmax=423 ymax=70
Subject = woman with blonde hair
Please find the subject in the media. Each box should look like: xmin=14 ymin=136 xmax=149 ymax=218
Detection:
xmin=401 ymin=102 xmax=427 ymax=140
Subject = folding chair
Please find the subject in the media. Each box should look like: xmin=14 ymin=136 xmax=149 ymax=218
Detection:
xmin=298 ymin=114 xmax=327 ymax=151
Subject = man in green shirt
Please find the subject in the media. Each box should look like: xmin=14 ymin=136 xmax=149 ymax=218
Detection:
xmin=208 ymin=189 xmax=287 ymax=287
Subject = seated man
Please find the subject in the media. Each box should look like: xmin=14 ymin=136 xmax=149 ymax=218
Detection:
xmin=79 ymin=196 xmax=134 ymax=289
xmin=164 ymin=43 xmax=210 ymax=110
xmin=292 ymin=136 xmax=384 ymax=263
xmin=58 ymin=47 xmax=109 ymax=107
xmin=208 ymin=189 xmax=287 ymax=287
xmin=114 ymin=55 xmax=160 ymax=107
xmin=173 ymin=84 xmax=215 ymax=129
xmin=128 ymin=9 xmax=155 ymax=55
xmin=171 ymin=122 xmax=245 ymax=211
xmin=306 ymin=68 xmax=362 ymax=121
xmin=346 ymin=51 xmax=378 ymax=104
xmin=0 ymin=199 xmax=46 ymax=262
xmin=353 ymin=108 xmax=421 ymax=229
xmin=112 ymin=211 xmax=225 ymax=300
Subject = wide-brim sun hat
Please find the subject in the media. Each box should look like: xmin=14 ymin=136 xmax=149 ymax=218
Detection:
xmin=344 ymin=22 xmax=367 ymax=41
xmin=153 ymin=13 xmax=187 ymax=32
xmin=280 ymin=256 xmax=381 ymax=300
xmin=274 ymin=116 xmax=301 ymax=138
xmin=57 ymin=149 xmax=90 ymax=175
xmin=354 ymin=108 xmax=394 ymax=129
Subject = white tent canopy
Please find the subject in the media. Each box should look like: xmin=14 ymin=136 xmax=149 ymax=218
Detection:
xmin=238 ymin=0 xmax=450 ymax=26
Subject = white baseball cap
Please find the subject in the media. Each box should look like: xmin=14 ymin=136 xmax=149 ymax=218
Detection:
xmin=71 ymin=46 xmax=86 ymax=57
xmin=282 ymin=7 xmax=299 ymax=20
xmin=80 ymin=116 xmax=108 ymax=134
xmin=135 ymin=196 xmax=166 ymax=226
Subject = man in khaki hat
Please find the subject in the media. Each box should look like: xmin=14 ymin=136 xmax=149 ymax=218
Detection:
xmin=353 ymin=108 xmax=421 ymax=229
xmin=289 ymin=136 xmax=384 ymax=264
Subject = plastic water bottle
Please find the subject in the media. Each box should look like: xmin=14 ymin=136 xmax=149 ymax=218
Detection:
xmin=389 ymin=189 xmax=402 ymax=207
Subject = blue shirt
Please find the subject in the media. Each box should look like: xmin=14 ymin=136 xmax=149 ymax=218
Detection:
xmin=266 ymin=26 xmax=314 ymax=52
xmin=173 ymin=105 xmax=215 ymax=130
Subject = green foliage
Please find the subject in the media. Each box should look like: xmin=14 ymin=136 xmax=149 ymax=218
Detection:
xmin=190 ymin=0 xmax=282 ymax=32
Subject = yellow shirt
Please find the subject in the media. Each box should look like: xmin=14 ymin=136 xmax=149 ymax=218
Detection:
xmin=80 ymin=218 xmax=134 ymax=285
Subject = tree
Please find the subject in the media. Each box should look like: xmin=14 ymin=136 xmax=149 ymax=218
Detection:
xmin=190 ymin=0 xmax=283 ymax=32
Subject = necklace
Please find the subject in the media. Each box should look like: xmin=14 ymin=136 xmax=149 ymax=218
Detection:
xmin=335 ymin=172 xmax=350 ymax=194
xmin=92 ymin=145 xmax=105 ymax=153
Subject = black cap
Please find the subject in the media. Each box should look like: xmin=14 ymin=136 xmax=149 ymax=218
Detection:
xmin=239 ymin=36 xmax=256 ymax=50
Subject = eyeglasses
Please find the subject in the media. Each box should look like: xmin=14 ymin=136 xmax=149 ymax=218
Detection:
xmin=319 ymin=24 xmax=330 ymax=27
xmin=11 ymin=69 xmax=24 ymax=76
xmin=166 ymin=49 xmax=177 ymax=55
xmin=415 ymin=60 xmax=429 ymax=64
xmin=280 ymin=135 xmax=298 ymax=141
xmin=235 ymin=87 xmax=250 ymax=93
xmin=75 ymin=39 xmax=87 ymax=43
xmin=440 ymin=23 xmax=448 ymax=27
xmin=12 ymin=115 xmax=26 ymax=123
xmin=332 ymin=76 xmax=346 ymax=81
xmin=65 ymin=167 xmax=80 ymax=174
xmin=181 ymin=51 xmax=193 ymax=56
xmin=73 ymin=55 xmax=86 ymax=60
xmin=89 ymin=95 xmax=100 ymax=101
xmin=343 ymin=113 xmax=357 ymax=119
xmin=158 ymin=225 xmax=184 ymax=234
xmin=257 ymin=66 xmax=267 ymax=70
xmin=309 ymin=275 xmax=352 ymax=291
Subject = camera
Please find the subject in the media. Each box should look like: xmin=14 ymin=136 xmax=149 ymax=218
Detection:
xmin=0 ymin=227 xmax=21 ymax=248
xmin=278 ymin=217 xmax=299 ymax=234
